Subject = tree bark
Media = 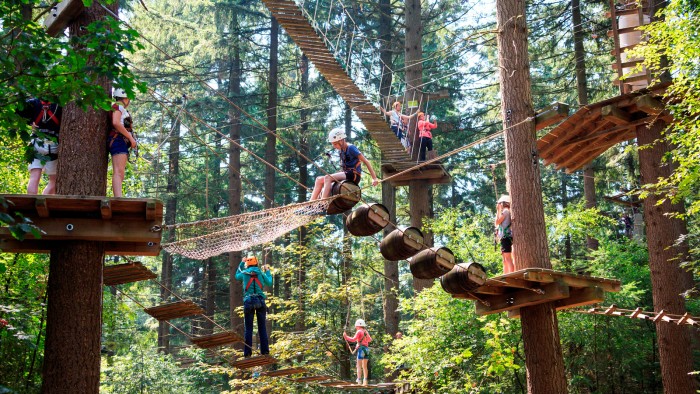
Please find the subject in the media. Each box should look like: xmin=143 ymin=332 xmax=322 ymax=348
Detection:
xmin=159 ymin=113 xmax=180 ymax=353
xmin=339 ymin=226 xmax=353 ymax=380
xmin=227 ymin=9 xmax=243 ymax=338
xmin=495 ymin=0 xmax=568 ymax=392
xmin=405 ymin=0 xmax=433 ymax=292
xmin=637 ymin=120 xmax=696 ymax=393
xmin=381 ymin=180 xmax=399 ymax=338
xmin=294 ymin=53 xmax=310 ymax=334
xmin=42 ymin=3 xmax=114 ymax=393
xmin=571 ymin=0 xmax=599 ymax=250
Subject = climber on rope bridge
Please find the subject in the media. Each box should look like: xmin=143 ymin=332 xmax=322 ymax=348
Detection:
xmin=310 ymin=127 xmax=379 ymax=202
xmin=235 ymin=255 xmax=273 ymax=358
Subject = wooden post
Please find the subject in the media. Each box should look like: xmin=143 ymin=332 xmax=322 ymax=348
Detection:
xmin=495 ymin=0 xmax=568 ymax=392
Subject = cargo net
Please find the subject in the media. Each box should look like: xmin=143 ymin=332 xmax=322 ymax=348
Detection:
xmin=161 ymin=197 xmax=336 ymax=260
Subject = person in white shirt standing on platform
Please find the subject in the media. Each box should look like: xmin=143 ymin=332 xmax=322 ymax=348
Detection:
xmin=495 ymin=194 xmax=514 ymax=274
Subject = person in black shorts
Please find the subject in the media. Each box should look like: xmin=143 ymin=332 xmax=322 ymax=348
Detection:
xmin=495 ymin=195 xmax=514 ymax=274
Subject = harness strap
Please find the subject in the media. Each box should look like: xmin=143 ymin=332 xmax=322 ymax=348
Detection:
xmin=34 ymin=101 xmax=59 ymax=127
xmin=245 ymin=274 xmax=263 ymax=292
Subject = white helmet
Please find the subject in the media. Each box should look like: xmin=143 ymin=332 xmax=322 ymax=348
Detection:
xmin=497 ymin=194 xmax=511 ymax=204
xmin=328 ymin=127 xmax=347 ymax=143
xmin=113 ymin=88 xmax=127 ymax=99
xmin=354 ymin=318 xmax=366 ymax=327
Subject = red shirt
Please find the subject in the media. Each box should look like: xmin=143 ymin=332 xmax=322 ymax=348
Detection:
xmin=418 ymin=120 xmax=438 ymax=138
xmin=344 ymin=328 xmax=372 ymax=347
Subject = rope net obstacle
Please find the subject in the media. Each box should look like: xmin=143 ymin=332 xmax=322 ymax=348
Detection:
xmin=161 ymin=197 xmax=335 ymax=260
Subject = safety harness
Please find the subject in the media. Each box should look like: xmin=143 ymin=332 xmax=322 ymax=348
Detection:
xmin=245 ymin=273 xmax=263 ymax=292
xmin=340 ymin=145 xmax=362 ymax=183
xmin=33 ymin=101 xmax=60 ymax=129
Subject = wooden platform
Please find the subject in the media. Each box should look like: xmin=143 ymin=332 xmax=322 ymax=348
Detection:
xmin=144 ymin=300 xmax=204 ymax=321
xmin=292 ymin=375 xmax=334 ymax=383
xmin=381 ymin=162 xmax=451 ymax=186
xmin=190 ymin=331 xmax=243 ymax=349
xmin=103 ymin=261 xmax=157 ymax=286
xmin=452 ymin=268 xmax=620 ymax=317
xmin=536 ymin=83 xmax=671 ymax=173
xmin=230 ymin=354 xmax=277 ymax=369
xmin=0 ymin=194 xmax=163 ymax=256
xmin=261 ymin=367 xmax=307 ymax=377
xmin=318 ymin=380 xmax=349 ymax=387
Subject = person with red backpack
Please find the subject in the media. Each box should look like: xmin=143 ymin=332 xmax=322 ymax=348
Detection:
xmin=235 ymin=255 xmax=273 ymax=357
xmin=343 ymin=318 xmax=372 ymax=386
xmin=20 ymin=98 xmax=62 ymax=194
xmin=109 ymin=88 xmax=138 ymax=197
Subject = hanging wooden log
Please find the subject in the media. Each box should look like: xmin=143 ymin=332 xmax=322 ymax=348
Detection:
xmin=379 ymin=227 xmax=424 ymax=261
xmin=345 ymin=203 xmax=390 ymax=236
xmin=440 ymin=262 xmax=488 ymax=295
xmin=409 ymin=247 xmax=455 ymax=279
xmin=326 ymin=181 xmax=361 ymax=215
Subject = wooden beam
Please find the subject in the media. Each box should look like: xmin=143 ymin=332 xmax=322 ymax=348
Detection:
xmin=475 ymin=280 xmax=570 ymax=315
xmin=0 ymin=217 xmax=161 ymax=243
xmin=0 ymin=239 xmax=161 ymax=256
xmin=35 ymin=197 xmax=50 ymax=218
xmin=635 ymin=95 xmax=665 ymax=115
xmin=534 ymin=102 xmax=570 ymax=131
xmin=101 ymin=200 xmax=112 ymax=220
xmin=44 ymin=0 xmax=85 ymax=37
xmin=507 ymin=286 xmax=605 ymax=318
xmin=521 ymin=270 xmax=620 ymax=292
xmin=601 ymin=105 xmax=631 ymax=125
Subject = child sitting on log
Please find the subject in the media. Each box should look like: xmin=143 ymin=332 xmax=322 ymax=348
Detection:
xmin=309 ymin=128 xmax=379 ymax=201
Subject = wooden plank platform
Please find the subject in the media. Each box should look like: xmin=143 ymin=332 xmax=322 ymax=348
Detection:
xmin=144 ymin=300 xmax=204 ymax=321
xmin=536 ymin=83 xmax=671 ymax=173
xmin=190 ymin=331 xmax=243 ymax=348
xmin=318 ymin=380 xmax=349 ymax=387
xmin=0 ymin=194 xmax=163 ymax=256
xmin=292 ymin=375 xmax=335 ymax=383
xmin=44 ymin=0 xmax=85 ymax=36
xmin=103 ymin=261 xmax=157 ymax=286
xmin=450 ymin=268 xmax=620 ymax=316
xmin=261 ymin=367 xmax=307 ymax=377
xmin=230 ymin=354 xmax=277 ymax=369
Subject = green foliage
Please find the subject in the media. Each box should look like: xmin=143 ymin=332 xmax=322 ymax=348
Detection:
xmin=629 ymin=2 xmax=700 ymax=212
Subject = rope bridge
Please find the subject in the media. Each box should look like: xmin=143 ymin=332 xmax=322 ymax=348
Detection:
xmin=161 ymin=197 xmax=335 ymax=260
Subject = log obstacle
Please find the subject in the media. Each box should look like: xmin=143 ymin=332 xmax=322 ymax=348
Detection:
xmin=379 ymin=227 xmax=424 ymax=261
xmin=440 ymin=262 xmax=487 ymax=295
xmin=327 ymin=181 xmax=361 ymax=215
xmin=409 ymin=247 xmax=455 ymax=279
xmin=345 ymin=203 xmax=390 ymax=236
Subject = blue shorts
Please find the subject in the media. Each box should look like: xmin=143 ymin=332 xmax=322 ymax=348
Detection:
xmin=109 ymin=135 xmax=130 ymax=156
xmin=357 ymin=346 xmax=369 ymax=360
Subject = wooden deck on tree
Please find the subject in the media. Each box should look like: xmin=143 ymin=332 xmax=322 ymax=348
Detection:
xmin=190 ymin=331 xmax=243 ymax=348
xmin=144 ymin=300 xmax=204 ymax=321
xmin=260 ymin=0 xmax=451 ymax=184
xmin=43 ymin=0 xmax=85 ymax=36
xmin=452 ymin=268 xmax=620 ymax=317
xmin=261 ymin=367 xmax=307 ymax=377
xmin=103 ymin=261 xmax=157 ymax=286
xmin=230 ymin=354 xmax=277 ymax=369
xmin=536 ymin=83 xmax=671 ymax=173
xmin=318 ymin=380 xmax=349 ymax=387
xmin=0 ymin=194 xmax=163 ymax=256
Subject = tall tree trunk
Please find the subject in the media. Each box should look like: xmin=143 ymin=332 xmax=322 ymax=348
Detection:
xmin=294 ymin=53 xmax=310 ymax=334
xmin=561 ymin=173 xmax=572 ymax=264
xmin=495 ymin=0 xmax=568 ymax=392
xmin=159 ymin=113 xmax=181 ymax=353
xmin=378 ymin=0 xmax=393 ymax=100
xmin=405 ymin=0 xmax=433 ymax=292
xmin=203 ymin=258 xmax=216 ymax=334
xmin=42 ymin=3 xmax=115 ymax=393
xmin=572 ymin=0 xmax=599 ymax=250
xmin=339 ymin=226 xmax=353 ymax=380
xmin=381 ymin=181 xmax=399 ymax=338
xmin=263 ymin=15 xmax=279 ymax=341
xmin=637 ymin=120 xmax=695 ymax=393
xmin=227 ymin=10 xmax=244 ymax=338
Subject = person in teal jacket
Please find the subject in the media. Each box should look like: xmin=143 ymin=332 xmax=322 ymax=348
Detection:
xmin=235 ymin=256 xmax=273 ymax=357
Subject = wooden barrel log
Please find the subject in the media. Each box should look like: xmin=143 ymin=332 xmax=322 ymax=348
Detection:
xmin=326 ymin=181 xmax=361 ymax=215
xmin=409 ymin=247 xmax=455 ymax=279
xmin=345 ymin=203 xmax=390 ymax=236
xmin=440 ymin=262 xmax=487 ymax=295
xmin=379 ymin=227 xmax=424 ymax=261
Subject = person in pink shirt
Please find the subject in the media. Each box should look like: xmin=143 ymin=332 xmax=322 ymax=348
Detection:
xmin=416 ymin=111 xmax=438 ymax=161
xmin=343 ymin=318 xmax=372 ymax=385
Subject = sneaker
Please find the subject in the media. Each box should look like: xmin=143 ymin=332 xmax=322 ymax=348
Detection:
xmin=356 ymin=378 xmax=362 ymax=385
